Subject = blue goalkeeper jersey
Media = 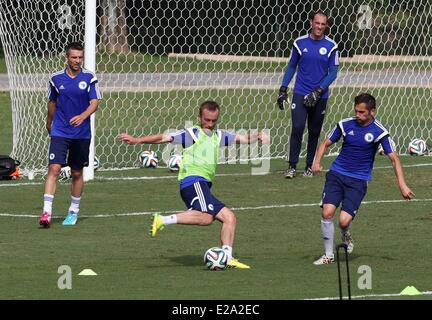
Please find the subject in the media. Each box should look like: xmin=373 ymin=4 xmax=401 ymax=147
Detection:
xmin=48 ymin=68 xmax=102 ymax=139
xmin=283 ymin=35 xmax=339 ymax=99
xmin=328 ymin=117 xmax=396 ymax=181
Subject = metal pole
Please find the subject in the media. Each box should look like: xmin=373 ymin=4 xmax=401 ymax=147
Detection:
xmin=345 ymin=245 xmax=352 ymax=300
xmin=336 ymin=244 xmax=344 ymax=300
xmin=83 ymin=0 xmax=96 ymax=181
xmin=336 ymin=243 xmax=351 ymax=300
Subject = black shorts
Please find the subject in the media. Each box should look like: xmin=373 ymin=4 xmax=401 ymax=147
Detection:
xmin=321 ymin=170 xmax=368 ymax=218
xmin=48 ymin=136 xmax=90 ymax=170
xmin=180 ymin=181 xmax=225 ymax=216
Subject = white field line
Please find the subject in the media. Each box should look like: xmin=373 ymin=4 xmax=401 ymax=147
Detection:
xmin=306 ymin=291 xmax=432 ymax=300
xmin=0 ymin=162 xmax=431 ymax=187
xmin=1 ymin=198 xmax=431 ymax=219
xmin=0 ymin=172 xmax=252 ymax=187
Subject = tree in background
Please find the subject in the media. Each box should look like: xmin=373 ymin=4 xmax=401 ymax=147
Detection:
xmin=98 ymin=0 xmax=130 ymax=54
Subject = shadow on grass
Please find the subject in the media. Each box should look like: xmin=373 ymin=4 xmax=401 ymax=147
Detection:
xmin=170 ymin=255 xmax=202 ymax=267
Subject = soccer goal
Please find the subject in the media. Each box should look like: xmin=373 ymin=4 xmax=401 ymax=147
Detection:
xmin=0 ymin=0 xmax=430 ymax=178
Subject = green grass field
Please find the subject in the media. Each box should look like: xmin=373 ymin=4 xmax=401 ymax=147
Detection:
xmin=2 ymin=87 xmax=430 ymax=170
xmin=1 ymin=53 xmax=431 ymax=74
xmin=90 ymin=86 xmax=432 ymax=168
xmin=0 ymin=156 xmax=431 ymax=300
xmin=1 ymin=85 xmax=431 ymax=300
xmin=0 ymin=92 xmax=13 ymax=154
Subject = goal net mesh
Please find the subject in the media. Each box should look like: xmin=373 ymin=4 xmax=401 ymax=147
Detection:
xmin=0 ymin=0 xmax=430 ymax=175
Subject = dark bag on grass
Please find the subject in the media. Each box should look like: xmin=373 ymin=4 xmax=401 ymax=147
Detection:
xmin=0 ymin=155 xmax=20 ymax=180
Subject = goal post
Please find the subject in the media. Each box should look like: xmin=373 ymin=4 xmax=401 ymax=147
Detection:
xmin=83 ymin=0 xmax=97 ymax=182
xmin=0 ymin=1 xmax=430 ymax=178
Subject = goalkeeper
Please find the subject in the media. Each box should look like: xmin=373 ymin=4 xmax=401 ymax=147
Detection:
xmin=277 ymin=10 xmax=339 ymax=179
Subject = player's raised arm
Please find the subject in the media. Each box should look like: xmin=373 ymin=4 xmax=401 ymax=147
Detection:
xmin=234 ymin=131 xmax=269 ymax=144
xmin=118 ymin=133 xmax=173 ymax=145
xmin=387 ymin=152 xmax=415 ymax=200
xmin=311 ymin=138 xmax=333 ymax=173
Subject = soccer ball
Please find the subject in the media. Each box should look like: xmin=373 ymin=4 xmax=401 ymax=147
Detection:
xmin=59 ymin=166 xmax=71 ymax=180
xmin=408 ymin=138 xmax=428 ymax=156
xmin=94 ymin=156 xmax=100 ymax=171
xmin=139 ymin=150 xmax=159 ymax=168
xmin=168 ymin=154 xmax=182 ymax=172
xmin=203 ymin=247 xmax=228 ymax=271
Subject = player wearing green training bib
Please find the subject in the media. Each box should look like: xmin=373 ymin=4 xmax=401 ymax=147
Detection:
xmin=119 ymin=101 xmax=268 ymax=269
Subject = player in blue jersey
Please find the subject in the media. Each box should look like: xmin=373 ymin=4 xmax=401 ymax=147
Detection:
xmin=38 ymin=42 xmax=102 ymax=228
xmin=119 ymin=101 xmax=269 ymax=269
xmin=277 ymin=10 xmax=339 ymax=179
xmin=311 ymin=93 xmax=415 ymax=265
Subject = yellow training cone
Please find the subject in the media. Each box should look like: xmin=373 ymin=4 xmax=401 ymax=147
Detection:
xmin=400 ymin=286 xmax=421 ymax=296
xmin=78 ymin=269 xmax=97 ymax=276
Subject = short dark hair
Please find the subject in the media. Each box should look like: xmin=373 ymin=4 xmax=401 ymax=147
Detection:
xmin=354 ymin=93 xmax=376 ymax=110
xmin=311 ymin=10 xmax=328 ymax=21
xmin=199 ymin=100 xmax=220 ymax=116
xmin=65 ymin=42 xmax=84 ymax=54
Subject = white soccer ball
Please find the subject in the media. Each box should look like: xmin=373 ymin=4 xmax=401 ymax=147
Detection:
xmin=139 ymin=150 xmax=159 ymax=168
xmin=59 ymin=166 xmax=71 ymax=180
xmin=94 ymin=156 xmax=100 ymax=171
xmin=408 ymin=138 xmax=428 ymax=156
xmin=168 ymin=154 xmax=182 ymax=172
xmin=203 ymin=247 xmax=228 ymax=271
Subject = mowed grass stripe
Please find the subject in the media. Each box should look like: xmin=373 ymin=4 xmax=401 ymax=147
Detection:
xmin=1 ymin=197 xmax=431 ymax=219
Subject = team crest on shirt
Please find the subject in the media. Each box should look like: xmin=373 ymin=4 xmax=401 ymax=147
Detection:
xmin=319 ymin=47 xmax=327 ymax=55
xmin=364 ymin=133 xmax=374 ymax=142
xmin=78 ymin=81 xmax=87 ymax=90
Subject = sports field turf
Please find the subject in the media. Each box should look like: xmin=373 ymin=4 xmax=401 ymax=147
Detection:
xmin=1 ymin=87 xmax=431 ymax=300
xmin=0 ymin=156 xmax=431 ymax=300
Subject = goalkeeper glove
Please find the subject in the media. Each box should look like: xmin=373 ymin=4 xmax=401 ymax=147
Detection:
xmin=304 ymin=88 xmax=324 ymax=108
xmin=277 ymin=86 xmax=288 ymax=110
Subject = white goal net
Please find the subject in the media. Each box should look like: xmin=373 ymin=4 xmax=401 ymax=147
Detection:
xmin=0 ymin=0 xmax=431 ymax=176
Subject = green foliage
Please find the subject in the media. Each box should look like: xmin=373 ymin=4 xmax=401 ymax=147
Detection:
xmin=355 ymin=1 xmax=432 ymax=55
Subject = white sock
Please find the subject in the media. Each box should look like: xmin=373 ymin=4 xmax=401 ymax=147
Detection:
xmin=68 ymin=196 xmax=81 ymax=214
xmin=321 ymin=218 xmax=334 ymax=257
xmin=222 ymin=245 xmax=233 ymax=260
xmin=162 ymin=214 xmax=177 ymax=225
xmin=43 ymin=194 xmax=54 ymax=214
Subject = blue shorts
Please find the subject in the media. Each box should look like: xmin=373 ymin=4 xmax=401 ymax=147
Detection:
xmin=48 ymin=136 xmax=90 ymax=170
xmin=180 ymin=181 xmax=226 ymax=216
xmin=321 ymin=170 xmax=368 ymax=218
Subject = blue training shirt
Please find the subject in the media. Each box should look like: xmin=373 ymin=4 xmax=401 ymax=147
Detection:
xmin=281 ymin=35 xmax=339 ymax=99
xmin=48 ymin=68 xmax=102 ymax=139
xmin=328 ymin=117 xmax=396 ymax=181
xmin=170 ymin=127 xmax=236 ymax=189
